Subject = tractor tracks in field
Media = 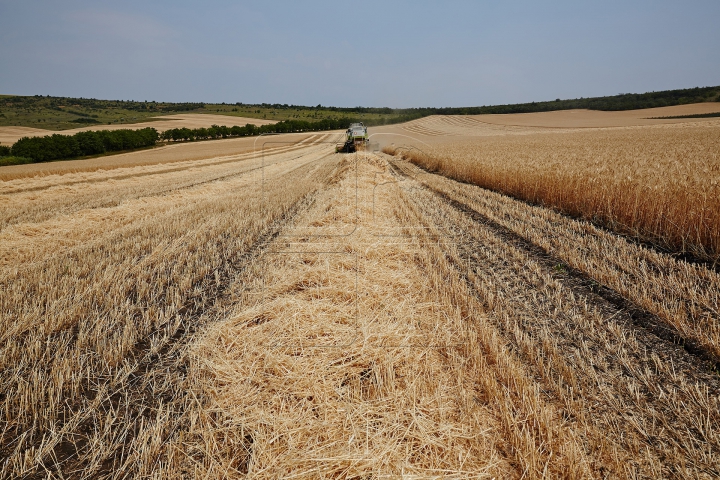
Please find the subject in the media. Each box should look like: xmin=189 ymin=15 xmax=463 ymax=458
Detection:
xmin=0 ymin=134 xmax=329 ymax=196
xmin=433 ymin=184 xmax=720 ymax=372
xmin=387 ymin=157 xmax=720 ymax=476
xmin=389 ymin=157 xmax=720 ymax=373
xmin=9 ymin=153 xmax=345 ymax=479
xmin=0 ymin=142 xmax=334 ymax=244
xmin=137 ymin=143 xmax=333 ymax=201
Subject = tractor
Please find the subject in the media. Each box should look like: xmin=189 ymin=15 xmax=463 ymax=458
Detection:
xmin=336 ymin=122 xmax=369 ymax=153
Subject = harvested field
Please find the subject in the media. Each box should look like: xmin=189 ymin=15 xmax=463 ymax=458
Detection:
xmin=0 ymin=132 xmax=334 ymax=181
xmin=1 ymin=112 xmax=719 ymax=478
xmin=0 ymin=113 xmax=277 ymax=146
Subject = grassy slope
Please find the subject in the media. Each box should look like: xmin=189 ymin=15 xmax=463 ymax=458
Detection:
xmin=0 ymin=95 xmax=399 ymax=131
xmin=2 ymin=84 xmax=719 ymax=131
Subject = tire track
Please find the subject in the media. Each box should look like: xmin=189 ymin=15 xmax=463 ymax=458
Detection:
xmin=431 ymin=185 xmax=720 ymax=370
xmin=0 ymin=142 xmax=336 ymax=242
xmin=386 ymin=150 xmax=720 ymax=356
xmin=0 ymin=134 xmax=325 ymax=196
xmin=388 ymin=158 xmax=720 ymax=477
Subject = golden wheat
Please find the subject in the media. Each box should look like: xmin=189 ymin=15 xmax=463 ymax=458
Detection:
xmin=385 ymin=122 xmax=720 ymax=262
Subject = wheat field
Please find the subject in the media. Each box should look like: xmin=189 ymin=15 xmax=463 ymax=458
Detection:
xmin=1 ymin=112 xmax=719 ymax=478
xmin=384 ymin=118 xmax=720 ymax=263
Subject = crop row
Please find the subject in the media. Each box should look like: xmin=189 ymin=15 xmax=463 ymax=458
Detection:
xmin=384 ymin=124 xmax=720 ymax=263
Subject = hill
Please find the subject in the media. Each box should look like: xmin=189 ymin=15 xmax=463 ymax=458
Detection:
xmin=1 ymin=85 xmax=718 ymax=131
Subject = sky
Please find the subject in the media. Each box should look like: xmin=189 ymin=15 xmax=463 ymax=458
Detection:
xmin=1 ymin=1 xmax=719 ymax=108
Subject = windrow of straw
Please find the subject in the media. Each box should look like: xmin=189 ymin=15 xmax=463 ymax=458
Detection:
xmin=0 ymin=138 xmax=332 ymax=233
xmin=0 ymin=131 xmax=334 ymax=181
xmin=384 ymin=122 xmax=720 ymax=263
xmin=189 ymin=154 xmax=597 ymax=478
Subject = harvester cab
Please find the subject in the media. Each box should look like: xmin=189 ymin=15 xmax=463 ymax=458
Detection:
xmin=336 ymin=122 xmax=369 ymax=153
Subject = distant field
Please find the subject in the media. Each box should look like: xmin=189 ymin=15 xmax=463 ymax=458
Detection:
xmin=472 ymin=102 xmax=720 ymax=128
xmin=374 ymin=102 xmax=720 ymax=136
xmin=0 ymin=94 xmax=401 ymax=134
xmin=0 ymin=113 xmax=277 ymax=146
xmin=2 ymin=85 xmax=718 ymax=138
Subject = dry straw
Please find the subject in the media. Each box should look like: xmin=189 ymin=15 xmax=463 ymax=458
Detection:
xmin=0 ymin=142 xmax=340 ymax=478
xmin=191 ymin=157 xmax=511 ymax=477
xmin=2 ymin=126 xmax=719 ymax=478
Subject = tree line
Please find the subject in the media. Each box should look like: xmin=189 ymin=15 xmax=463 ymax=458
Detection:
xmin=3 ymin=114 xmax=423 ymax=165
xmin=4 ymin=117 xmax=374 ymax=164
xmin=160 ymin=115 xmax=424 ymax=142
xmin=396 ymin=86 xmax=720 ymax=116
xmin=9 ymin=128 xmax=159 ymax=163
xmin=161 ymin=119 xmax=352 ymax=142
xmin=247 ymin=86 xmax=719 ymax=116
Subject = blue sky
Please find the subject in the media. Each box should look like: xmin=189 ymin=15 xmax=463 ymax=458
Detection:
xmin=1 ymin=1 xmax=718 ymax=107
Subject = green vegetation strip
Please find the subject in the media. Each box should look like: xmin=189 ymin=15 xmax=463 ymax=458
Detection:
xmin=0 ymin=156 xmax=33 ymax=167
xmin=7 ymin=128 xmax=159 ymax=164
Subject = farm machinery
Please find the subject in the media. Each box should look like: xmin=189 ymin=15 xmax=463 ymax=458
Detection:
xmin=336 ymin=122 xmax=369 ymax=153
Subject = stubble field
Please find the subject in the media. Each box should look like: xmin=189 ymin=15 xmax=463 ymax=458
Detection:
xmin=1 ymin=111 xmax=719 ymax=478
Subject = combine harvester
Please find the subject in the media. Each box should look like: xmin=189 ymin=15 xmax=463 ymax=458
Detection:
xmin=336 ymin=122 xmax=369 ymax=153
